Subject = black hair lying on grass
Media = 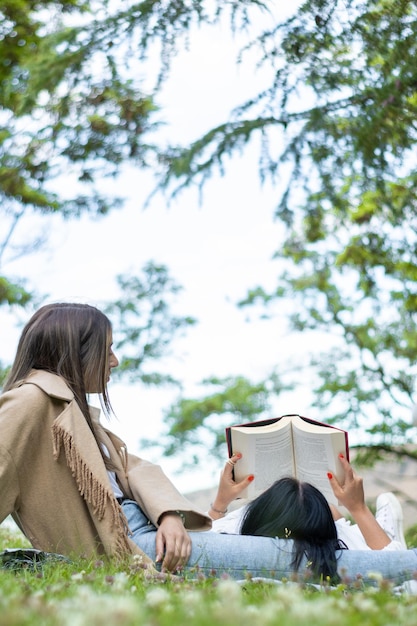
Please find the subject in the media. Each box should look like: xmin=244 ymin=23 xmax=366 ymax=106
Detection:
xmin=239 ymin=477 xmax=348 ymax=582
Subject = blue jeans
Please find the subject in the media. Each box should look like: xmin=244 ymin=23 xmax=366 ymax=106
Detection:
xmin=122 ymin=501 xmax=417 ymax=583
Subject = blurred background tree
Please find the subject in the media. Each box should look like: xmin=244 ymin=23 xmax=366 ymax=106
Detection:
xmin=1 ymin=0 xmax=417 ymax=467
xmin=155 ymin=0 xmax=417 ymax=464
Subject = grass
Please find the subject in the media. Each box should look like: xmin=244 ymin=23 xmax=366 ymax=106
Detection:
xmin=0 ymin=525 xmax=417 ymax=626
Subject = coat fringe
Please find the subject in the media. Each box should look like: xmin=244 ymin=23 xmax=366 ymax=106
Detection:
xmin=52 ymin=422 xmax=132 ymax=558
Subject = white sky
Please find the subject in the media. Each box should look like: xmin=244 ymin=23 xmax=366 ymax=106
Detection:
xmin=1 ymin=3 xmax=325 ymax=494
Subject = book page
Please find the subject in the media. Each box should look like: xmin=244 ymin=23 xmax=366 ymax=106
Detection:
xmin=230 ymin=416 xmax=295 ymax=498
xmin=291 ymin=417 xmax=346 ymax=504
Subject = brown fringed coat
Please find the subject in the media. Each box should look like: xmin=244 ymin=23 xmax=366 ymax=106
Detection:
xmin=0 ymin=370 xmax=211 ymax=562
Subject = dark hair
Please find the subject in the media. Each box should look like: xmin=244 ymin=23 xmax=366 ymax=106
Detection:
xmin=240 ymin=477 xmax=346 ymax=581
xmin=4 ymin=303 xmax=114 ymax=461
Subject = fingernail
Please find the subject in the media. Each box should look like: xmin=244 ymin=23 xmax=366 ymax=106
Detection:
xmin=339 ymin=453 xmax=344 ymax=459
xmin=248 ymin=475 xmax=254 ymax=482
xmin=236 ymin=453 xmax=242 ymax=459
xmin=327 ymin=472 xmax=333 ymax=479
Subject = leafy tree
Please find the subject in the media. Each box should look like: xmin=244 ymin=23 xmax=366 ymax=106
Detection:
xmin=0 ymin=0 xmax=267 ymax=306
xmin=104 ymin=261 xmax=196 ymax=386
xmin=0 ymin=1 xmax=271 ymax=447
xmin=3 ymin=0 xmax=417 ymax=467
xmin=0 ymin=261 xmax=196 ymax=391
xmin=142 ymin=372 xmax=294 ymax=463
xmin=154 ymin=0 xmax=417 ymax=462
xmin=0 ymin=0 xmax=154 ymax=306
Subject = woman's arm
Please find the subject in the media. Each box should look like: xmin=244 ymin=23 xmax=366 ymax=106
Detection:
xmin=126 ymin=454 xmax=211 ymax=530
xmin=327 ymin=454 xmax=391 ymax=550
xmin=209 ymin=453 xmax=254 ymax=520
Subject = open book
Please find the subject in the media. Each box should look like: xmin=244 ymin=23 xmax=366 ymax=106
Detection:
xmin=226 ymin=414 xmax=349 ymax=505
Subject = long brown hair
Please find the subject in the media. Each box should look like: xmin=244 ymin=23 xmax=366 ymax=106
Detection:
xmin=5 ymin=303 xmax=115 ymax=459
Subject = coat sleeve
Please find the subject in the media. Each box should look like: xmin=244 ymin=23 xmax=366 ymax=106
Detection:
xmin=0 ymin=383 xmax=64 ymax=528
xmin=0 ymin=444 xmax=20 ymax=524
xmin=0 ymin=389 xmax=30 ymax=524
xmin=126 ymin=454 xmax=212 ymax=531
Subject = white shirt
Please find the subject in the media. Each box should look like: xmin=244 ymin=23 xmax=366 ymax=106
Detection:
xmin=101 ymin=444 xmax=124 ymax=499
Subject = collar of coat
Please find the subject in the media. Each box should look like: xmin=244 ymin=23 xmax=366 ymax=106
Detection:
xmin=25 ymin=369 xmax=75 ymax=401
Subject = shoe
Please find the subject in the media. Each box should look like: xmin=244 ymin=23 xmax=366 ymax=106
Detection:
xmin=375 ymin=492 xmax=407 ymax=549
xmin=393 ymin=578 xmax=417 ymax=595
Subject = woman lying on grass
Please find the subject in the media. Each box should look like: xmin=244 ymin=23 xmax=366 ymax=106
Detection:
xmin=208 ymin=453 xmax=406 ymax=580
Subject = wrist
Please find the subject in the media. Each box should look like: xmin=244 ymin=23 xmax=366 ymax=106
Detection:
xmin=159 ymin=510 xmax=186 ymax=525
xmin=347 ymin=503 xmax=369 ymax=519
xmin=209 ymin=502 xmax=228 ymax=518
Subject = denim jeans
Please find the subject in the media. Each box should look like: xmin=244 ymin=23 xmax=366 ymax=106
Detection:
xmin=122 ymin=500 xmax=417 ymax=583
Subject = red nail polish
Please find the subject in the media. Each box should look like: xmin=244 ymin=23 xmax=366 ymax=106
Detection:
xmin=248 ymin=475 xmax=254 ymax=482
xmin=327 ymin=472 xmax=333 ymax=479
xmin=339 ymin=453 xmax=344 ymax=459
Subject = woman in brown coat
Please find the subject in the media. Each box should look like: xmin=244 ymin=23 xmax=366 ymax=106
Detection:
xmin=0 ymin=303 xmax=210 ymax=573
